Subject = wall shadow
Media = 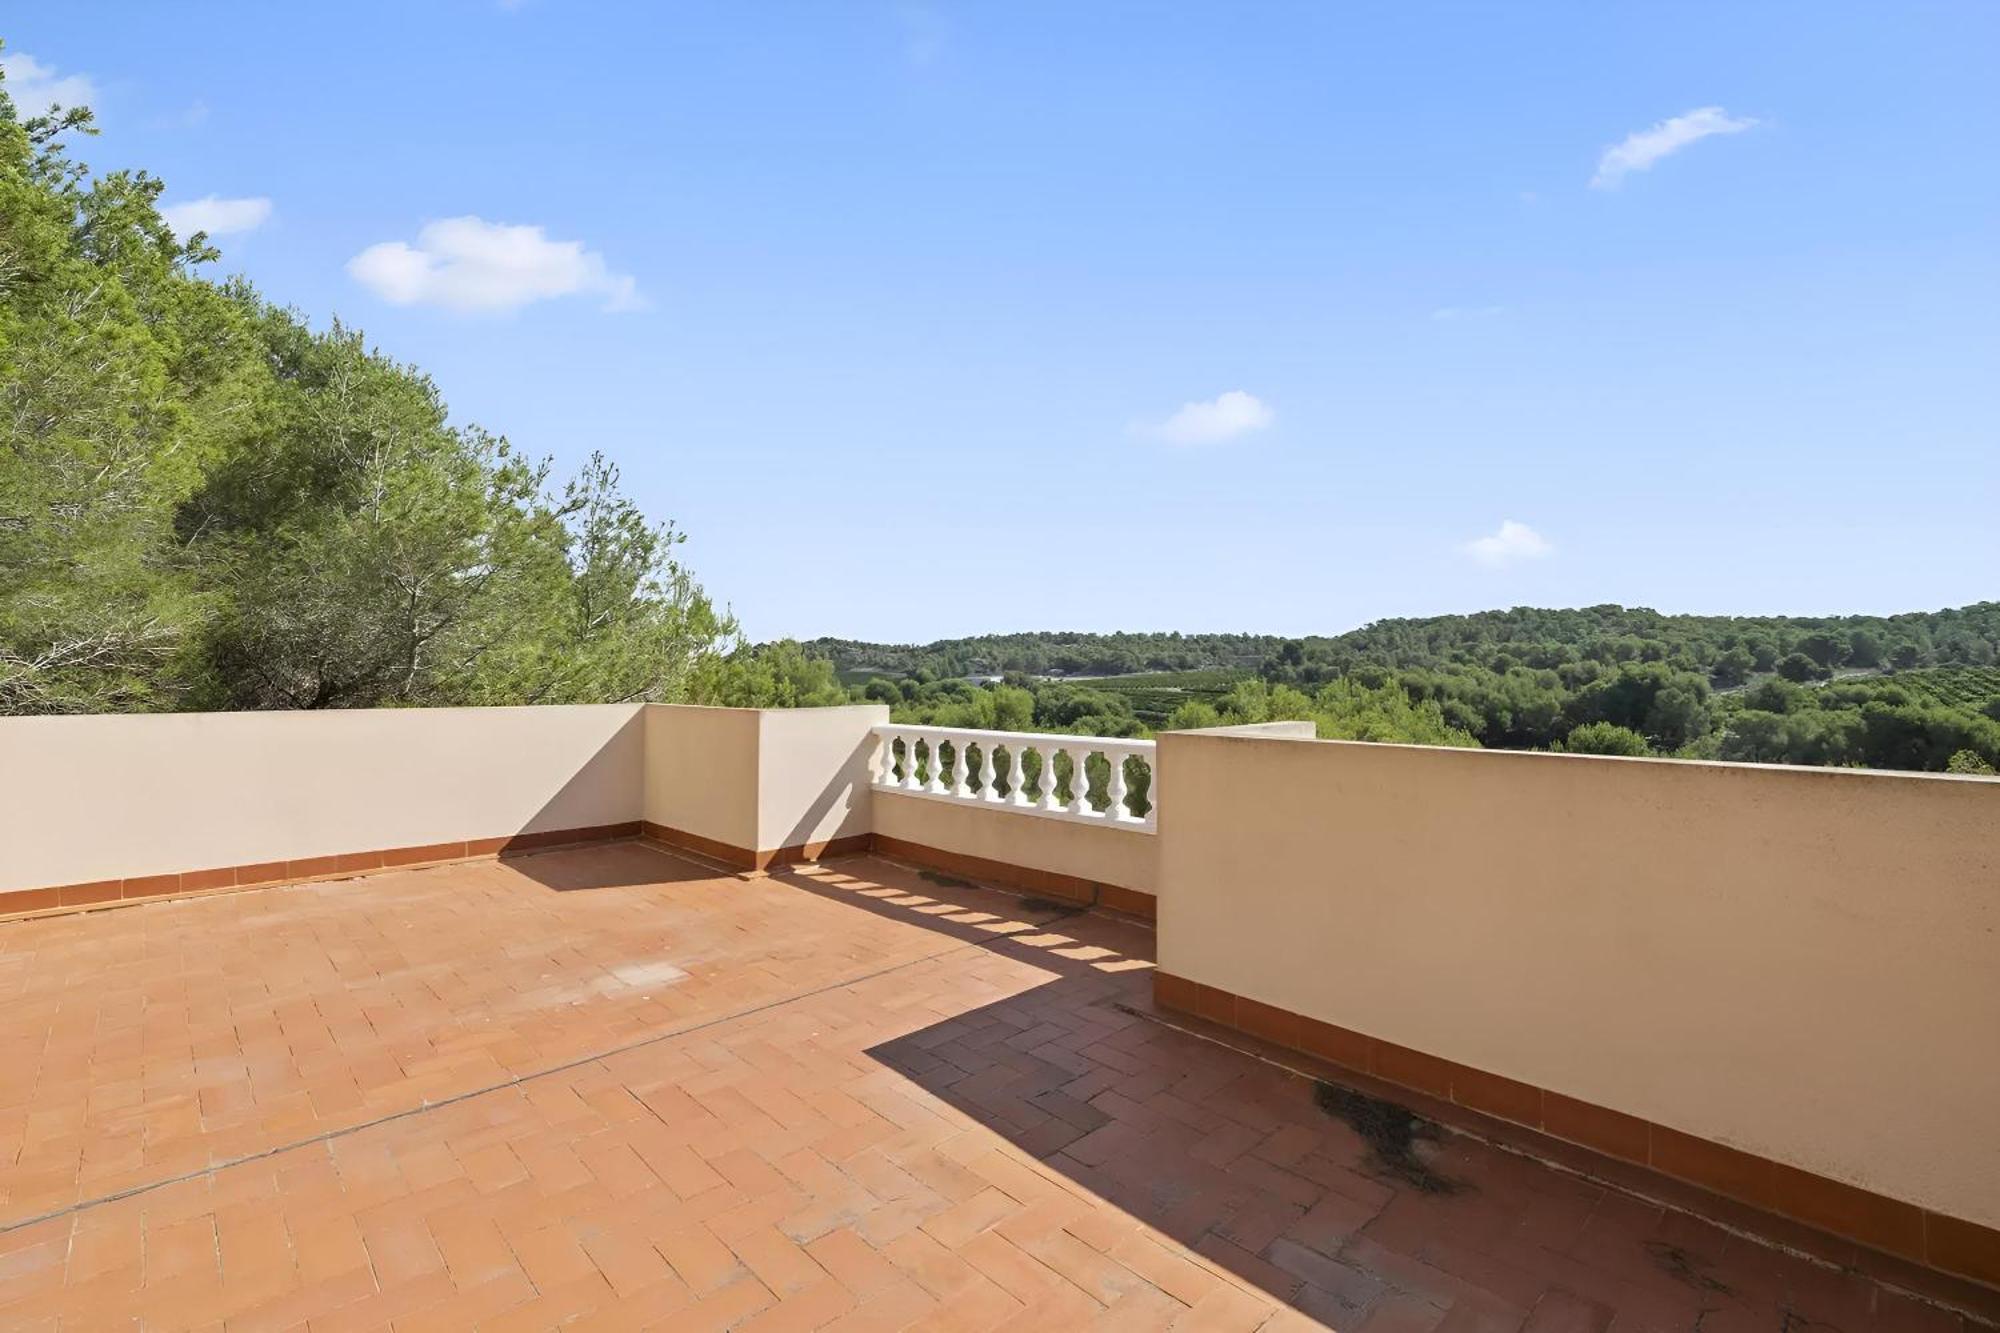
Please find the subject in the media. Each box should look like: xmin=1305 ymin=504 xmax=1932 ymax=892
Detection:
xmin=504 ymin=838 xmax=724 ymax=892
xmin=763 ymin=859 xmax=1406 ymax=1322
xmin=500 ymin=707 xmax=666 ymax=893
xmin=516 ymin=704 xmax=646 ymax=832
xmin=772 ymin=727 xmax=877 ymax=856
xmin=764 ymin=858 xmax=1788 ymax=1331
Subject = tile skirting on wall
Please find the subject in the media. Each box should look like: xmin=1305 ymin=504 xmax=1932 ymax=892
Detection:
xmin=0 ymin=822 xmax=645 ymax=923
xmin=1 ymin=823 xmax=1152 ymax=926
xmin=1151 ymin=971 xmax=2000 ymax=1312
xmin=639 ymin=821 xmax=871 ymax=873
xmin=637 ymin=823 xmax=1158 ymax=921
xmin=868 ymin=832 xmax=1158 ymax=920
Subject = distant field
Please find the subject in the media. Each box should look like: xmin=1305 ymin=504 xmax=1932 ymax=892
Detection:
xmin=834 ymin=663 xmax=1252 ymax=725
xmin=1883 ymin=665 xmax=2000 ymax=711
xmin=1079 ymin=668 xmax=1251 ymax=725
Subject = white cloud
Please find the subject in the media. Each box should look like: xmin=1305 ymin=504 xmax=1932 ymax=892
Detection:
xmin=160 ymin=196 xmax=272 ymax=240
xmin=1465 ymin=520 xmax=1553 ymax=567
xmin=0 ymin=52 xmax=96 ymax=117
xmin=1592 ymin=107 xmax=1758 ymax=189
xmin=1136 ymin=390 xmax=1274 ymax=446
xmin=347 ymin=217 xmax=645 ymax=314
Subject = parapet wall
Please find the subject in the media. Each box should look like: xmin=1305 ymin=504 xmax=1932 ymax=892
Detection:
xmin=0 ymin=705 xmax=646 ymax=906
xmin=1153 ymin=730 xmax=2000 ymax=1287
xmin=2 ymin=701 xmax=1993 ymax=1292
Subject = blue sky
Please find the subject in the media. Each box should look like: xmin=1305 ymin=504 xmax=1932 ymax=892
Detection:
xmin=6 ymin=4 xmax=1995 ymax=643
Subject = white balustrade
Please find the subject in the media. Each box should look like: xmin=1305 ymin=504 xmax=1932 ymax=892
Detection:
xmin=976 ymin=744 xmax=999 ymax=803
xmin=1039 ymin=744 xmax=1065 ymax=813
xmin=870 ymin=725 xmax=1156 ymax=831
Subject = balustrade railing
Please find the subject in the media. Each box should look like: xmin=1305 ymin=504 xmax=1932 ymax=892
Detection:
xmin=869 ymin=725 xmax=1156 ymax=830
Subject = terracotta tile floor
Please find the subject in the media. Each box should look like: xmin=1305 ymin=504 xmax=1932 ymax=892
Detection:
xmin=0 ymin=844 xmax=1982 ymax=1330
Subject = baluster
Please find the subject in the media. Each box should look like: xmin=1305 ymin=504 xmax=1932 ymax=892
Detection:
xmin=1070 ymin=745 xmax=1095 ymax=817
xmin=978 ymin=744 xmax=999 ymax=802
xmin=903 ymin=733 xmax=923 ymax=791
xmin=921 ymin=735 xmax=941 ymax=793
xmin=1039 ymin=746 xmax=1064 ymax=811
xmin=1009 ymin=746 xmax=1033 ymax=806
xmin=877 ymin=732 xmax=896 ymax=785
xmin=948 ymin=739 xmax=969 ymax=797
xmin=1143 ymin=751 xmax=1157 ymax=823
xmin=1107 ymin=748 xmax=1130 ymax=820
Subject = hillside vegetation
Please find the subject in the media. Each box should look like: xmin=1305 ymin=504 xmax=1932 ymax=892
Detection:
xmin=0 ymin=60 xmax=819 ymax=714
xmin=820 ymin=604 xmax=2000 ymax=775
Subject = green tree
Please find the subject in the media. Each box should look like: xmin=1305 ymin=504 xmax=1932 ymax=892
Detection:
xmin=1310 ymin=679 xmax=1477 ymax=747
xmin=1 ymin=67 xmax=738 ymax=714
xmin=1710 ymin=647 xmax=1755 ymax=688
xmin=1558 ymin=722 xmax=1652 ymax=757
xmin=1776 ymin=653 xmax=1826 ymax=684
xmin=0 ymin=73 xmax=238 ymax=711
xmin=1795 ymin=633 xmax=1845 ymax=669
xmin=1164 ymin=700 xmax=1223 ymax=730
xmin=695 ymin=639 xmax=846 ymax=707
xmin=989 ymin=684 xmax=1036 ymax=731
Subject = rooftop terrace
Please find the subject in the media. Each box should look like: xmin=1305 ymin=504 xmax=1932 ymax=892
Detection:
xmin=0 ymin=703 xmax=1994 ymax=1329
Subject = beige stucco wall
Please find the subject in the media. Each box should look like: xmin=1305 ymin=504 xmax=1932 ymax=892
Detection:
xmin=641 ymin=704 xmax=762 ymax=852
xmin=873 ymin=790 xmax=1158 ymax=895
xmin=0 ymin=705 xmax=644 ymax=894
xmin=754 ymin=705 xmax=886 ymax=851
xmin=1157 ymin=732 xmax=2000 ymax=1228
xmin=641 ymin=703 xmax=884 ymax=854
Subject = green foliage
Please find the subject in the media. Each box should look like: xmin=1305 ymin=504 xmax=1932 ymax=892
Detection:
xmin=1946 ymin=750 xmax=1996 ymax=776
xmin=1076 ymin=667 xmax=1247 ymax=726
xmin=1165 ymin=677 xmax=1479 ymax=748
xmin=1558 ymin=722 xmax=1652 ymax=757
xmin=1716 ymin=690 xmax=2000 ymax=772
xmin=877 ymin=674 xmax=1146 ymax=737
xmin=0 ymin=75 xmax=227 ymax=711
xmin=809 ymin=632 xmax=1271 ymax=679
xmin=1776 ymin=653 xmax=1829 ymax=683
xmin=1710 ymin=646 xmax=1755 ymax=688
xmin=694 ymin=639 xmax=847 ymax=708
xmin=0 ymin=65 xmax=742 ymax=713
xmin=818 ymin=604 xmax=2000 ymax=691
xmin=833 ymin=608 xmax=2000 ymax=775
xmin=1881 ymin=666 xmax=2000 ymax=712
xmin=1164 ymin=700 xmax=1223 ymax=731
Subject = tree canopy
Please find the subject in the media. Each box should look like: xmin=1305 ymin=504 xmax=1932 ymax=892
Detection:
xmin=0 ymin=62 xmax=776 ymax=713
xmin=828 ymin=611 xmax=2000 ymax=773
xmin=7 ymin=58 xmax=1997 ymax=781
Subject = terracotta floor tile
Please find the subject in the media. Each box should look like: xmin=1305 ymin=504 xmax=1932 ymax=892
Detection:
xmin=0 ymin=849 xmax=1980 ymax=1330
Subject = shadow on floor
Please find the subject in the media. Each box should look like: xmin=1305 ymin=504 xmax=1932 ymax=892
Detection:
xmin=766 ymin=857 xmax=1949 ymax=1333
xmin=503 ymin=838 xmax=728 ymax=893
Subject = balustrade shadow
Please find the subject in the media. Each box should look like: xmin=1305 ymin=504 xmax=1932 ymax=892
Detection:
xmin=764 ymin=859 xmax=1417 ymax=1324
xmin=764 ymin=857 xmax=1833 ymax=1330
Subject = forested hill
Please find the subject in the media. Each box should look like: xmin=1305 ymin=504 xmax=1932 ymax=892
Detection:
xmin=809 ymin=603 xmax=2000 ymax=682
xmin=817 ymin=603 xmax=2000 ymax=775
xmin=807 ymin=631 xmax=1279 ymax=679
